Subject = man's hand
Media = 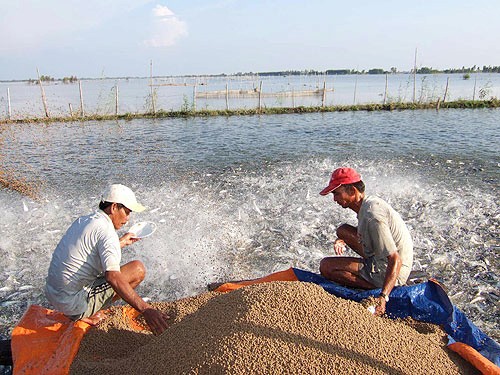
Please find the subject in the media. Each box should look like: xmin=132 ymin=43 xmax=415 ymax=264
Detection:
xmin=333 ymin=239 xmax=347 ymax=255
xmin=119 ymin=232 xmax=140 ymax=248
xmin=142 ymin=308 xmax=170 ymax=335
xmin=374 ymin=297 xmax=386 ymax=316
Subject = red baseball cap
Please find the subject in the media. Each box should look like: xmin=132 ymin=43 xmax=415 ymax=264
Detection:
xmin=319 ymin=167 xmax=362 ymax=195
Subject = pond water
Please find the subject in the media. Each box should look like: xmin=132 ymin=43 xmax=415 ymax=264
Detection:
xmin=0 ymin=108 xmax=498 ymax=342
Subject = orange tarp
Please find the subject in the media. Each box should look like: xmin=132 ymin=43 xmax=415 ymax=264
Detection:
xmin=214 ymin=267 xmax=298 ymax=292
xmin=449 ymin=342 xmax=500 ymax=375
xmin=11 ymin=305 xmax=92 ymax=375
xmin=11 ymin=304 xmax=144 ymax=375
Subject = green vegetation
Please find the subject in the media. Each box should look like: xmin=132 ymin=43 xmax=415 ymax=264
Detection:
xmin=368 ymin=68 xmax=385 ymax=75
xmin=3 ymin=99 xmax=499 ymax=125
xmin=27 ymin=75 xmax=78 ymax=84
xmin=236 ymin=65 xmax=500 ymax=77
xmin=27 ymin=75 xmax=55 ymax=84
xmin=62 ymin=76 xmax=78 ymax=83
xmin=416 ymin=67 xmax=440 ymax=74
xmin=482 ymin=66 xmax=500 ymax=73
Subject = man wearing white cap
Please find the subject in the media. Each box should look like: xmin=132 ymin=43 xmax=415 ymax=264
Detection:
xmin=319 ymin=168 xmax=413 ymax=316
xmin=45 ymin=184 xmax=169 ymax=335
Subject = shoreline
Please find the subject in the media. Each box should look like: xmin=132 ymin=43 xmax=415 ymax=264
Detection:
xmin=2 ymin=99 xmax=499 ymax=125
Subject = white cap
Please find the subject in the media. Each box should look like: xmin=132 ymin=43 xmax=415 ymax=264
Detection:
xmin=101 ymin=184 xmax=145 ymax=212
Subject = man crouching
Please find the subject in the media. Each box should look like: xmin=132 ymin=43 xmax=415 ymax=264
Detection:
xmin=45 ymin=184 xmax=169 ymax=335
xmin=319 ymin=168 xmax=413 ymax=316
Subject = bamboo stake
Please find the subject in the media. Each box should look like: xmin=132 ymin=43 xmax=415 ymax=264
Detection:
xmin=115 ymin=85 xmax=119 ymax=115
xmin=331 ymin=79 xmax=334 ymax=105
xmin=443 ymin=77 xmax=449 ymax=103
xmin=353 ymin=76 xmax=358 ymax=105
xmin=69 ymin=103 xmax=73 ymax=117
xmin=322 ymin=81 xmax=326 ymax=107
xmin=436 ymin=97 xmax=441 ymax=111
xmin=193 ymin=82 xmax=197 ymax=112
xmin=472 ymin=76 xmax=477 ymax=101
xmin=258 ymin=81 xmax=263 ymax=111
xmin=79 ymin=80 xmax=85 ymax=117
xmin=225 ymin=83 xmax=229 ymax=110
xmin=413 ymin=48 xmax=417 ymax=103
xmin=150 ymin=60 xmax=156 ymax=114
xmin=383 ymin=73 xmax=388 ymax=104
xmin=7 ymin=88 xmax=11 ymax=120
xmin=37 ymin=68 xmax=50 ymax=118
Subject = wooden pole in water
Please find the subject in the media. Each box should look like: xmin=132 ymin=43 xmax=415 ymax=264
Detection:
xmin=292 ymin=87 xmax=295 ymax=108
xmin=472 ymin=75 xmax=477 ymax=101
xmin=383 ymin=73 xmax=388 ymax=104
xmin=322 ymin=81 xmax=326 ymax=107
xmin=331 ymin=78 xmax=334 ymax=105
xmin=69 ymin=103 xmax=73 ymax=117
xmin=225 ymin=83 xmax=229 ymax=110
xmin=7 ymin=88 xmax=11 ymax=120
xmin=353 ymin=75 xmax=358 ymax=105
xmin=37 ymin=68 xmax=50 ymax=118
xmin=150 ymin=60 xmax=156 ymax=114
xmin=79 ymin=80 xmax=85 ymax=117
xmin=115 ymin=85 xmax=119 ymax=115
xmin=443 ymin=77 xmax=449 ymax=103
xmin=258 ymin=81 xmax=263 ymax=111
xmin=193 ymin=81 xmax=197 ymax=112
xmin=413 ymin=48 xmax=417 ymax=103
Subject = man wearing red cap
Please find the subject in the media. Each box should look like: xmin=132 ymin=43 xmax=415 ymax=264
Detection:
xmin=319 ymin=168 xmax=413 ymax=316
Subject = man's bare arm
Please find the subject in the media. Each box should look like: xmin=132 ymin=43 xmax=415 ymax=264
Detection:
xmin=375 ymin=252 xmax=402 ymax=316
xmin=105 ymin=271 xmax=169 ymax=334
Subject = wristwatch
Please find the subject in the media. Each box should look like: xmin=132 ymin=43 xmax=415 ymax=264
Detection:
xmin=379 ymin=292 xmax=389 ymax=302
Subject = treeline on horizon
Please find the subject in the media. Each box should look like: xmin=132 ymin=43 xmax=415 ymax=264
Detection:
xmin=4 ymin=65 xmax=500 ymax=83
xmin=247 ymin=65 xmax=500 ymax=77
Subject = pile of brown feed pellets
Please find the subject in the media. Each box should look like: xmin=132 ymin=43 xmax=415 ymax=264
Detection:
xmin=71 ymin=281 xmax=478 ymax=375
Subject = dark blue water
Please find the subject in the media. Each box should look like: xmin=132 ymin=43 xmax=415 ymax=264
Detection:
xmin=0 ymin=108 xmax=498 ymax=341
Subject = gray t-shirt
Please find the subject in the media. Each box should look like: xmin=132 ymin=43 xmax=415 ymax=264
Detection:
xmin=45 ymin=210 xmax=121 ymax=316
xmin=357 ymin=195 xmax=413 ymax=286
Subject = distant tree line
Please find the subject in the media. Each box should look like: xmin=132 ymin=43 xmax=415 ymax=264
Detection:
xmin=236 ymin=65 xmax=500 ymax=76
xmin=62 ymin=75 xmax=78 ymax=83
xmin=482 ymin=65 xmax=500 ymax=73
xmin=7 ymin=65 xmax=499 ymax=84
xmin=27 ymin=75 xmax=55 ymax=83
xmin=27 ymin=75 xmax=79 ymax=84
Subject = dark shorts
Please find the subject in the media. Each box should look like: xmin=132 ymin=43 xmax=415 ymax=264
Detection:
xmin=69 ymin=277 xmax=116 ymax=321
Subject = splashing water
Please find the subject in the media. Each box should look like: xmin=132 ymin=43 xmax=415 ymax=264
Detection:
xmin=0 ymin=110 xmax=498 ymax=342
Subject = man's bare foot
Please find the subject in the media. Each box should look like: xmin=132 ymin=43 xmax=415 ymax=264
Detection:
xmin=80 ymin=310 xmax=107 ymax=326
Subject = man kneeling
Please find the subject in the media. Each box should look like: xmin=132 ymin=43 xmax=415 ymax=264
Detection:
xmin=45 ymin=184 xmax=169 ymax=335
xmin=319 ymin=168 xmax=413 ymax=316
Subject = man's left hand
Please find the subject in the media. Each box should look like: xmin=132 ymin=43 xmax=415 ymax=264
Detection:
xmin=374 ymin=297 xmax=386 ymax=316
xmin=120 ymin=232 xmax=140 ymax=248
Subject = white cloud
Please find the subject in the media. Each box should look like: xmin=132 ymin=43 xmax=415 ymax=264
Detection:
xmin=144 ymin=5 xmax=188 ymax=47
xmin=153 ymin=4 xmax=175 ymax=17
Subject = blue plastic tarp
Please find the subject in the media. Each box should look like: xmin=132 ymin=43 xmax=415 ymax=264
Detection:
xmin=292 ymin=268 xmax=500 ymax=367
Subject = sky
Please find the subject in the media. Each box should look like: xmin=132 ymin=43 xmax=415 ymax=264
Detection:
xmin=1 ymin=0 xmax=498 ymax=80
